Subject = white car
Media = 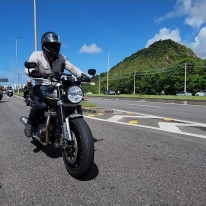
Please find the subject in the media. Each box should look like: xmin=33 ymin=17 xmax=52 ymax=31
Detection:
xmin=176 ymin=91 xmax=192 ymax=96
xmin=104 ymin=90 xmax=116 ymax=95
xmin=195 ymin=90 xmax=206 ymax=96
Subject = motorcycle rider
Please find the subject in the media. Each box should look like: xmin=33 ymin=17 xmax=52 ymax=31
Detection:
xmin=23 ymin=79 xmax=33 ymax=99
xmin=24 ymin=31 xmax=90 ymax=137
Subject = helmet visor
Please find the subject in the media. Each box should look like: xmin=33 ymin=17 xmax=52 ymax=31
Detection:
xmin=44 ymin=42 xmax=60 ymax=51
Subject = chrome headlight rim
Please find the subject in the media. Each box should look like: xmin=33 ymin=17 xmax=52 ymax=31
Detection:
xmin=66 ymin=85 xmax=83 ymax=104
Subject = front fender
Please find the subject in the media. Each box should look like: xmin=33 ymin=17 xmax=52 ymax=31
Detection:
xmin=68 ymin=114 xmax=83 ymax=119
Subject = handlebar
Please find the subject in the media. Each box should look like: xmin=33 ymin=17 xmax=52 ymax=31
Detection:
xmin=24 ymin=61 xmax=96 ymax=84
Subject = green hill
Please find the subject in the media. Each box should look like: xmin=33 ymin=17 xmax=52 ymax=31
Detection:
xmin=108 ymin=39 xmax=204 ymax=77
xmin=85 ymin=39 xmax=206 ymax=95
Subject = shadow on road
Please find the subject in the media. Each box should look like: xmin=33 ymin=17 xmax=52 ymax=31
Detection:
xmin=31 ymin=138 xmax=102 ymax=160
xmin=31 ymin=140 xmax=62 ymax=158
xmin=31 ymin=139 xmax=99 ymax=181
xmin=79 ymin=162 xmax=99 ymax=181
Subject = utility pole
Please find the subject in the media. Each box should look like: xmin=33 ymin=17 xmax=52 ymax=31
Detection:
xmin=15 ymin=37 xmax=21 ymax=94
xmin=106 ymin=51 xmax=109 ymax=90
xmin=34 ymin=0 xmax=38 ymax=50
xmin=133 ymin=72 xmax=136 ymax=95
xmin=99 ymin=76 xmax=101 ymax=94
xmin=184 ymin=62 xmax=187 ymax=92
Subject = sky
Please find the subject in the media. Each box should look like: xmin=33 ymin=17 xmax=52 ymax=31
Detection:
xmin=0 ymin=0 xmax=206 ymax=86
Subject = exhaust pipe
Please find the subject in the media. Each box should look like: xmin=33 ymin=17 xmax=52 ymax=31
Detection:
xmin=20 ymin=115 xmax=50 ymax=147
xmin=20 ymin=116 xmax=28 ymax=127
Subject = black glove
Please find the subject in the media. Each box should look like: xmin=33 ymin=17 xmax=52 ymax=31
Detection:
xmin=42 ymin=73 xmax=50 ymax=79
xmin=80 ymin=73 xmax=90 ymax=82
xmin=54 ymin=72 xmax=60 ymax=80
xmin=30 ymin=70 xmax=42 ymax=78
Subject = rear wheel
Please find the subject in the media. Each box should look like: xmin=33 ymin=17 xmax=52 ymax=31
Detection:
xmin=62 ymin=117 xmax=94 ymax=179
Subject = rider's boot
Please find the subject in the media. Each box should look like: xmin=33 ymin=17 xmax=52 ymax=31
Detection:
xmin=24 ymin=121 xmax=35 ymax=137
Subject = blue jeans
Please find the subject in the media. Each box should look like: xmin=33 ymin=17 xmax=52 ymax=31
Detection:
xmin=28 ymin=85 xmax=48 ymax=124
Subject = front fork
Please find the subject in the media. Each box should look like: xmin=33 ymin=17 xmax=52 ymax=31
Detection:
xmin=57 ymin=100 xmax=72 ymax=149
xmin=77 ymin=104 xmax=82 ymax=115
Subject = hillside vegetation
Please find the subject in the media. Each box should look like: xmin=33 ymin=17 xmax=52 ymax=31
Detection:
xmin=83 ymin=39 xmax=206 ymax=95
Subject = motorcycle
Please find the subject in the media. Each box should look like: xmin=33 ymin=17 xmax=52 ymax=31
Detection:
xmin=7 ymin=89 xmax=13 ymax=97
xmin=20 ymin=61 xmax=96 ymax=179
xmin=25 ymin=94 xmax=33 ymax=106
xmin=24 ymin=88 xmax=33 ymax=106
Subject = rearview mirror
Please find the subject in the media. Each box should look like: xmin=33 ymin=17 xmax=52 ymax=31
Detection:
xmin=24 ymin=61 xmax=37 ymax=69
xmin=88 ymin=69 xmax=96 ymax=76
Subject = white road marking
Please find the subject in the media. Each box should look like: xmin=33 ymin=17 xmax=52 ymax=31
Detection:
xmin=159 ymin=122 xmax=182 ymax=133
xmin=85 ymin=109 xmax=206 ymax=139
xmin=128 ymin=104 xmax=160 ymax=108
xmin=85 ymin=115 xmax=206 ymax=139
xmin=106 ymin=115 xmax=157 ymax=122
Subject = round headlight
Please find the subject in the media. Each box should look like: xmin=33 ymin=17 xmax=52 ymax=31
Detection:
xmin=67 ymin=86 xmax=83 ymax=103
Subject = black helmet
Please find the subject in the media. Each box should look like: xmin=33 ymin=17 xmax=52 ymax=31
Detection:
xmin=41 ymin=32 xmax=61 ymax=58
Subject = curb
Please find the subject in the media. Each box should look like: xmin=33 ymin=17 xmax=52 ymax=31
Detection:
xmin=82 ymin=107 xmax=113 ymax=114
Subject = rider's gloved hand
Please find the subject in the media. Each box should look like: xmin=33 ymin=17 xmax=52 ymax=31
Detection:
xmin=30 ymin=70 xmax=42 ymax=78
xmin=80 ymin=73 xmax=90 ymax=82
xmin=42 ymin=73 xmax=50 ymax=79
xmin=54 ymin=72 xmax=60 ymax=81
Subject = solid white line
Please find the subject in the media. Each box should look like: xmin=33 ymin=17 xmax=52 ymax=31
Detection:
xmin=134 ymin=100 xmax=206 ymax=107
xmin=128 ymin=104 xmax=160 ymax=108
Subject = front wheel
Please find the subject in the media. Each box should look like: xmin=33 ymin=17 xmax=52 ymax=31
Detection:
xmin=62 ymin=117 xmax=94 ymax=179
xmin=26 ymin=99 xmax=30 ymax=106
xmin=7 ymin=93 xmax=13 ymax=97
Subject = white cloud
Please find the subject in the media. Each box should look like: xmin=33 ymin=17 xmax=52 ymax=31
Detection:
xmin=146 ymin=27 xmax=182 ymax=47
xmin=189 ymin=26 xmax=206 ymax=59
xmin=79 ymin=43 xmax=102 ymax=54
xmin=146 ymin=27 xmax=206 ymax=59
xmin=155 ymin=0 xmax=206 ymax=29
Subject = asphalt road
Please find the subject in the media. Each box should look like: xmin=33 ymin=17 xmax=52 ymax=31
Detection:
xmin=88 ymin=97 xmax=206 ymax=123
xmin=1 ymin=95 xmax=206 ymax=206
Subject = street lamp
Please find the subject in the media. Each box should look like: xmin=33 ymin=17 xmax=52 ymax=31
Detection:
xmin=106 ymin=51 xmax=110 ymax=90
xmin=15 ymin=37 xmax=21 ymax=94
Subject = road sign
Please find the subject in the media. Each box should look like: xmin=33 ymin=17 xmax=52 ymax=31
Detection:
xmin=0 ymin=78 xmax=8 ymax=82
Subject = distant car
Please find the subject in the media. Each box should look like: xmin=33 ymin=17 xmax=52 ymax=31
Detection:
xmin=195 ymin=90 xmax=206 ymax=96
xmin=176 ymin=91 xmax=192 ymax=96
xmin=85 ymin=92 xmax=93 ymax=95
xmin=104 ymin=89 xmax=116 ymax=95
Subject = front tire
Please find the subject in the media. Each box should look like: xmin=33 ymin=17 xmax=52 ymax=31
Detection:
xmin=62 ymin=117 xmax=94 ymax=179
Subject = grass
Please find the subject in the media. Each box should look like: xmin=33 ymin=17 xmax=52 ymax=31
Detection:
xmin=82 ymin=99 xmax=96 ymax=107
xmin=85 ymin=93 xmax=206 ymax=101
